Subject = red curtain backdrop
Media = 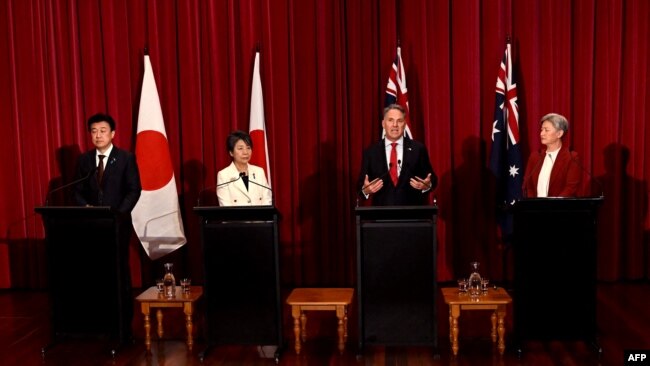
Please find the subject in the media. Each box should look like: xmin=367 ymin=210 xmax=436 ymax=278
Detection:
xmin=1 ymin=0 xmax=648 ymax=288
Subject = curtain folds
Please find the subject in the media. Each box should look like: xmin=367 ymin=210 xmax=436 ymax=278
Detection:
xmin=1 ymin=0 xmax=648 ymax=288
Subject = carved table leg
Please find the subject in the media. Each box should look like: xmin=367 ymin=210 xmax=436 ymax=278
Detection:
xmin=156 ymin=309 xmax=164 ymax=339
xmin=300 ymin=312 xmax=307 ymax=343
xmin=291 ymin=306 xmax=301 ymax=354
xmin=336 ymin=305 xmax=346 ymax=354
xmin=184 ymin=302 xmax=194 ymax=351
xmin=343 ymin=306 xmax=349 ymax=343
xmin=450 ymin=305 xmax=460 ymax=356
xmin=491 ymin=311 xmax=497 ymax=343
xmin=142 ymin=303 xmax=151 ymax=353
xmin=497 ymin=305 xmax=506 ymax=355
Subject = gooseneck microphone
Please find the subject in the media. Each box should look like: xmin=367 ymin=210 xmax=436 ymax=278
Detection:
xmin=248 ymin=174 xmax=274 ymax=206
xmin=248 ymin=177 xmax=273 ymax=192
xmin=218 ymin=171 xmax=246 ymax=187
xmin=196 ymin=172 xmax=245 ymax=206
xmin=568 ymin=148 xmax=604 ymax=198
xmin=45 ymin=167 xmax=97 ymax=206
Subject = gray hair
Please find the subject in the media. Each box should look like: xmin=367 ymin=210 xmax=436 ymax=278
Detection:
xmin=383 ymin=103 xmax=406 ymax=119
xmin=540 ymin=113 xmax=569 ymax=134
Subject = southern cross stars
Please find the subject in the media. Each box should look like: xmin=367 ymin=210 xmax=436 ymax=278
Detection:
xmin=492 ymin=120 xmax=500 ymax=141
xmin=509 ymin=165 xmax=519 ymax=177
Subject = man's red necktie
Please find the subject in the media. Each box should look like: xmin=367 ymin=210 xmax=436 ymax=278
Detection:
xmin=390 ymin=142 xmax=398 ymax=185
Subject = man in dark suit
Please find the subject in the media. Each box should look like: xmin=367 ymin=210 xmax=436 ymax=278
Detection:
xmin=73 ymin=113 xmax=142 ymax=342
xmin=357 ymin=104 xmax=437 ymax=205
xmin=73 ymin=113 xmax=141 ymax=212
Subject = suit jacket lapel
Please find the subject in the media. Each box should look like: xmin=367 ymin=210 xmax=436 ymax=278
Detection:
xmin=398 ymin=139 xmax=413 ymax=185
xmin=226 ymin=162 xmax=250 ymax=200
xmin=235 ymin=178 xmax=250 ymax=199
xmin=378 ymin=140 xmax=390 ymax=174
xmin=549 ymin=147 xmax=569 ymax=194
xmin=101 ymin=148 xmax=119 ymax=184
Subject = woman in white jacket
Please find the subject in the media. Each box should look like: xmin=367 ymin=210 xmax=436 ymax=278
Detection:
xmin=216 ymin=130 xmax=272 ymax=206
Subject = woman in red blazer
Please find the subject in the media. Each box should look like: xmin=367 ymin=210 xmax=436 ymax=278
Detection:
xmin=522 ymin=113 xmax=582 ymax=197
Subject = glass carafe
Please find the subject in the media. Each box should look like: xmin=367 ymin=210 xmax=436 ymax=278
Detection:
xmin=163 ymin=263 xmax=176 ymax=298
xmin=468 ymin=261 xmax=482 ymax=297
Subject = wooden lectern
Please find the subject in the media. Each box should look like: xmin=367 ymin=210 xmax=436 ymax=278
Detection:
xmin=355 ymin=205 xmax=438 ymax=349
xmin=194 ymin=206 xmax=282 ymax=362
xmin=35 ymin=206 xmax=132 ymax=349
xmin=512 ymin=197 xmax=603 ymax=349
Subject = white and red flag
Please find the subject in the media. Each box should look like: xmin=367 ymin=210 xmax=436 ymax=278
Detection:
xmin=384 ymin=46 xmax=413 ymax=139
xmin=248 ymin=51 xmax=271 ymax=185
xmin=132 ymin=55 xmax=186 ymax=260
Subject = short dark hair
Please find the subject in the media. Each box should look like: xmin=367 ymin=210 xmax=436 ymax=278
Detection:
xmin=87 ymin=113 xmax=115 ymax=131
xmin=226 ymin=130 xmax=253 ymax=152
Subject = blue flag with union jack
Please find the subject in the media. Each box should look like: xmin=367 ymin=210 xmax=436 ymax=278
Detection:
xmin=489 ymin=42 xmax=523 ymax=237
xmin=384 ymin=47 xmax=413 ymax=139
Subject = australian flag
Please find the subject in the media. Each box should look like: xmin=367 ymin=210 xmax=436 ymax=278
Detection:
xmin=489 ymin=42 xmax=523 ymax=238
xmin=384 ymin=47 xmax=413 ymax=139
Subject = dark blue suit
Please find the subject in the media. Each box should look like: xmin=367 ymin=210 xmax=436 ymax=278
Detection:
xmin=357 ymin=138 xmax=436 ymax=205
xmin=73 ymin=146 xmax=142 ymax=213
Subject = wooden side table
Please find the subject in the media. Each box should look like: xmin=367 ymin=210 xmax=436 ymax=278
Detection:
xmin=441 ymin=287 xmax=512 ymax=356
xmin=135 ymin=286 xmax=203 ymax=352
xmin=286 ymin=288 xmax=354 ymax=354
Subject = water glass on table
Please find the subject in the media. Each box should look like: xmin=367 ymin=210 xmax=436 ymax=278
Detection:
xmin=457 ymin=278 xmax=468 ymax=294
xmin=181 ymin=278 xmax=191 ymax=293
xmin=481 ymin=278 xmax=490 ymax=293
xmin=156 ymin=279 xmax=164 ymax=293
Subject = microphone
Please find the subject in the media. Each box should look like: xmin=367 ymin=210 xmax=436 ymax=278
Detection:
xmin=398 ymin=159 xmax=410 ymax=180
xmin=219 ymin=171 xmax=246 ymax=187
xmin=568 ymin=148 xmax=604 ymax=198
xmin=196 ymin=172 xmax=245 ymax=206
xmin=522 ymin=150 xmax=545 ymax=198
xmin=400 ymin=161 xmax=434 ymax=191
xmin=248 ymin=177 xmax=272 ymax=192
xmin=45 ymin=167 xmax=97 ymax=206
xmin=248 ymin=175 xmax=274 ymax=206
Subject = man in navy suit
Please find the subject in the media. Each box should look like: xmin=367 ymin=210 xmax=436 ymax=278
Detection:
xmin=73 ymin=113 xmax=141 ymax=341
xmin=357 ymin=104 xmax=436 ymax=205
xmin=73 ymin=113 xmax=141 ymax=213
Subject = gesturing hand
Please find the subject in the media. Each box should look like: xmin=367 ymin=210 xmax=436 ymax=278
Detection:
xmin=362 ymin=174 xmax=384 ymax=195
xmin=410 ymin=173 xmax=433 ymax=191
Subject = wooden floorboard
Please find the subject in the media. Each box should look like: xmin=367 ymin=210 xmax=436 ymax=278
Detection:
xmin=0 ymin=282 xmax=648 ymax=365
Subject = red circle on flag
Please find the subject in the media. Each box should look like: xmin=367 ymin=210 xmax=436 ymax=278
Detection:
xmin=249 ymin=130 xmax=266 ymax=168
xmin=135 ymin=130 xmax=174 ymax=191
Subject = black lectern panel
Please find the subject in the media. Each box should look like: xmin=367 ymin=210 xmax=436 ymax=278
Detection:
xmin=356 ymin=206 xmax=437 ymax=348
xmin=35 ymin=206 xmax=129 ymax=342
xmin=513 ymin=198 xmax=602 ymax=341
xmin=194 ymin=206 xmax=281 ymax=347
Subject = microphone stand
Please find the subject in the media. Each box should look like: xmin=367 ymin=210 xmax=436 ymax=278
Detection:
xmin=248 ymin=178 xmax=274 ymax=206
xmin=196 ymin=172 xmax=245 ymax=206
xmin=45 ymin=167 xmax=97 ymax=206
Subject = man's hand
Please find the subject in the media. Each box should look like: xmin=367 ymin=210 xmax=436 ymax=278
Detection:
xmin=410 ymin=173 xmax=433 ymax=191
xmin=362 ymin=174 xmax=384 ymax=195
